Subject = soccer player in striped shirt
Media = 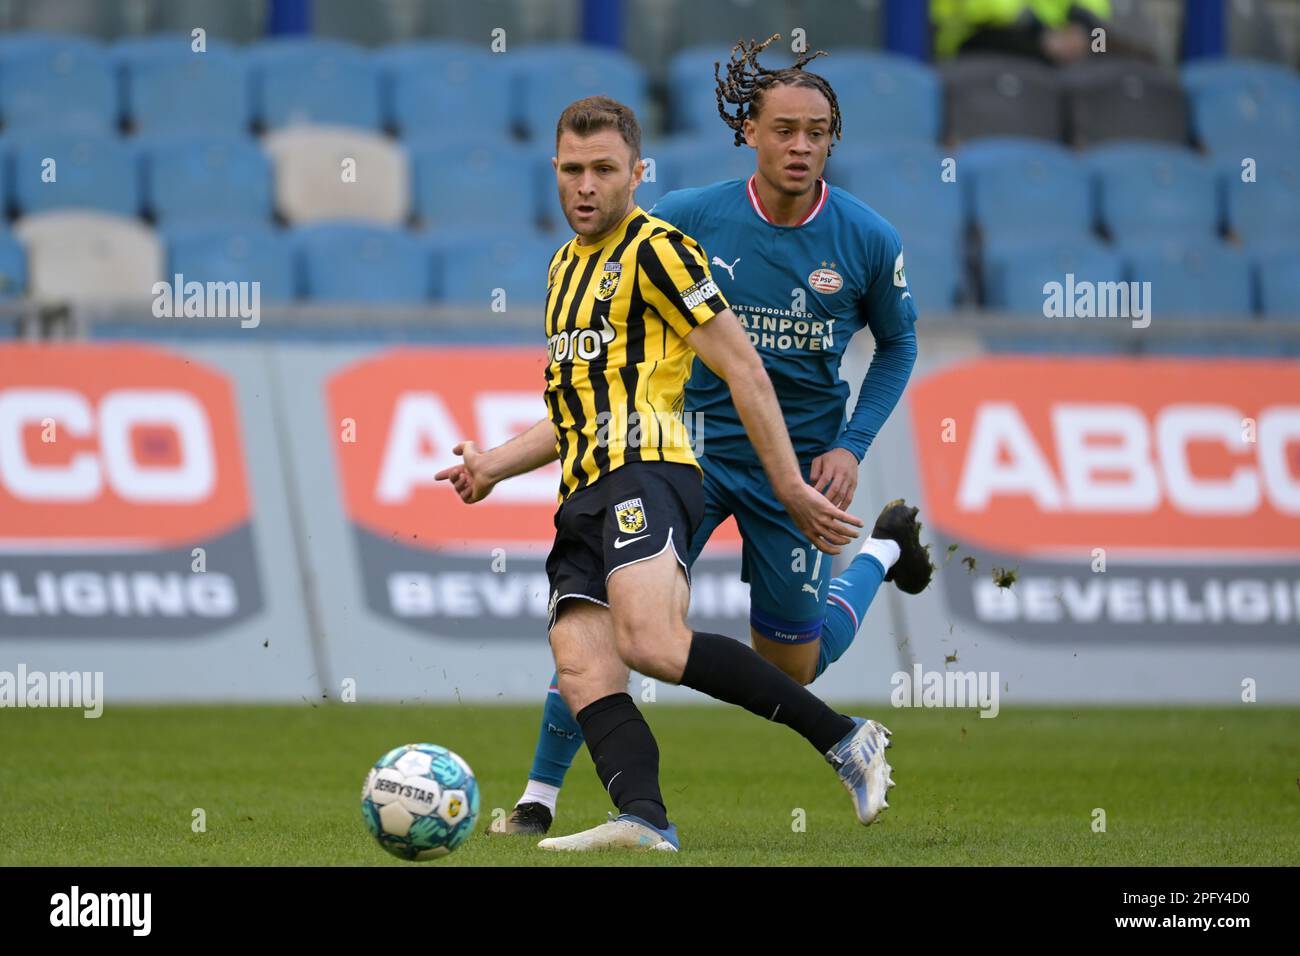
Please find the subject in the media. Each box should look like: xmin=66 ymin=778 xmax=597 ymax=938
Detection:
xmin=436 ymin=95 xmax=895 ymax=851
xmin=492 ymin=37 xmax=934 ymax=838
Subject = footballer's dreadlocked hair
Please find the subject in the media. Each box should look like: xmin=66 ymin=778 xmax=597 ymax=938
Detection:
xmin=714 ymin=34 xmax=842 ymax=154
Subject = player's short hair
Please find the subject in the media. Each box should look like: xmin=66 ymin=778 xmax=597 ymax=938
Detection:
xmin=714 ymin=34 xmax=843 ymax=155
xmin=555 ymin=95 xmax=642 ymax=160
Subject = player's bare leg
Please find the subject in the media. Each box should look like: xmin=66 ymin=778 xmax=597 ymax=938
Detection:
xmin=606 ymin=546 xmax=694 ymax=683
xmin=548 ymin=601 xmax=628 ymax=716
xmin=489 ymin=602 xmax=625 ymax=836
xmin=537 ymin=598 xmax=680 ymax=852
xmin=750 ymin=630 xmax=820 ymax=685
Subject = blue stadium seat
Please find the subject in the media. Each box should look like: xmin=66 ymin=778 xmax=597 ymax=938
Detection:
xmin=1252 ymin=242 xmax=1300 ymax=318
xmin=115 ymin=35 xmax=250 ymax=135
xmin=975 ymin=235 xmax=1138 ymax=354
xmin=897 ymin=237 xmax=963 ymax=311
xmin=9 ymin=134 xmax=140 ymax=216
xmin=982 ymin=237 xmax=1125 ymax=314
xmin=668 ymin=44 xmax=796 ymax=135
xmin=667 ymin=47 xmax=727 ymax=136
xmin=165 ymin=225 xmax=296 ymax=303
xmin=378 ymin=41 xmax=512 ymax=139
xmin=0 ymin=31 xmax=58 ymax=53
xmin=0 ymin=230 xmax=27 ymax=298
xmin=1189 ymin=83 xmax=1300 ymax=155
xmin=410 ymin=139 xmax=536 ymax=230
xmin=831 ymin=144 xmax=961 ymax=250
xmin=959 ymin=138 xmax=1093 ymax=244
xmin=1220 ymin=151 xmax=1300 ymax=243
xmin=141 ymin=134 xmax=272 ymax=228
xmin=249 ymin=38 xmax=382 ymax=130
xmin=1087 ymin=143 xmax=1220 ymax=240
xmin=1181 ymin=57 xmax=1299 ymax=94
xmin=0 ymin=135 xmax=12 ymax=214
xmin=980 ymin=227 xmax=1137 ymax=353
xmin=806 ymin=52 xmax=940 ymax=147
xmin=511 ymin=44 xmax=648 ymax=141
xmin=632 ymin=139 xmax=673 ymax=212
xmin=0 ymin=34 xmax=116 ymax=133
xmin=651 ymin=135 xmax=755 ymax=192
xmin=1182 ymin=58 xmax=1300 ymax=154
xmin=526 ymin=143 xmax=564 ymax=228
xmin=431 ymin=228 xmax=557 ymax=306
xmin=297 ymin=222 xmax=431 ymax=303
xmin=1119 ymin=238 xmax=1253 ymax=317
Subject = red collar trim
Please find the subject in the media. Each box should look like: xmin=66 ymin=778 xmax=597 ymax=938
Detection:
xmin=746 ymin=175 xmax=828 ymax=226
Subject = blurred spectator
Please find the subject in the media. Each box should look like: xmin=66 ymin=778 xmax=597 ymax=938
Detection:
xmin=931 ymin=0 xmax=1150 ymax=64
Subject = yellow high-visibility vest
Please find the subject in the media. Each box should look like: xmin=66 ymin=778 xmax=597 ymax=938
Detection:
xmin=931 ymin=0 xmax=1113 ymax=58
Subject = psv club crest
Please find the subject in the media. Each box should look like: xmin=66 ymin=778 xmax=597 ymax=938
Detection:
xmin=594 ymin=260 xmax=622 ymax=301
xmin=808 ymin=261 xmax=843 ymax=294
xmin=614 ymin=497 xmax=647 ymax=534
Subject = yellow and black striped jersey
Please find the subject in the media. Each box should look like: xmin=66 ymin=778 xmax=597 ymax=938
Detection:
xmin=543 ymin=205 xmax=729 ymax=501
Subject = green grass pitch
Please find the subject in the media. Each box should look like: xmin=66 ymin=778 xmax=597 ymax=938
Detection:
xmin=2 ymin=703 xmax=1296 ymax=866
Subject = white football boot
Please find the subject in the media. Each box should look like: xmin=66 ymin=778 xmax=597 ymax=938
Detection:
xmin=537 ymin=812 xmax=679 ymax=852
xmin=826 ymin=717 xmax=896 ymax=825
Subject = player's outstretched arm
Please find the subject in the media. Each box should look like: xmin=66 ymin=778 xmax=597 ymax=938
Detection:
xmin=686 ymin=310 xmax=863 ymax=553
xmin=434 ymin=418 xmax=558 ymax=504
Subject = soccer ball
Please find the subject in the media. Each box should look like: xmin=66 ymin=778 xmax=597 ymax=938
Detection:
xmin=360 ymin=743 xmax=481 ymax=860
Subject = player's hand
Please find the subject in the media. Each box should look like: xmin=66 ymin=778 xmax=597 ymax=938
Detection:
xmin=434 ymin=441 xmax=496 ymax=504
xmin=808 ymin=447 xmax=859 ymax=510
xmin=778 ymin=481 xmax=864 ymax=556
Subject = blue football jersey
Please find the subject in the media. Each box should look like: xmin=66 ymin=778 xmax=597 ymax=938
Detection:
xmin=650 ymin=176 xmax=918 ymax=464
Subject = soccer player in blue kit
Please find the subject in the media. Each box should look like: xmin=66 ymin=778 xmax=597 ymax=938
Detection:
xmin=492 ymin=35 xmax=934 ymax=836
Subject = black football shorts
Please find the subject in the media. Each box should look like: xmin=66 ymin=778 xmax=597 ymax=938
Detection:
xmin=545 ymin=461 xmax=704 ymax=629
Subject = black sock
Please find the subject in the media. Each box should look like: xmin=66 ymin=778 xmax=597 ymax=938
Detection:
xmin=680 ymin=631 xmax=855 ymax=754
xmin=575 ymin=692 xmax=669 ymax=830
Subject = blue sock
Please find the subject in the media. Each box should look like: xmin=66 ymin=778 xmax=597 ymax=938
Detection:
xmin=816 ymin=552 xmax=887 ymax=679
xmin=526 ymin=672 xmax=585 ymax=787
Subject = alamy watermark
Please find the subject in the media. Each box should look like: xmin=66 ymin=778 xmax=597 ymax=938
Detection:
xmin=891 ymin=663 xmax=1000 ymax=718
xmin=151 ymin=274 xmax=260 ymax=328
xmin=0 ymin=664 xmax=103 ymax=717
xmin=593 ymin=408 xmax=705 ymax=456
xmin=1043 ymin=273 xmax=1151 ymax=329
xmin=50 ymin=886 xmax=150 ymax=935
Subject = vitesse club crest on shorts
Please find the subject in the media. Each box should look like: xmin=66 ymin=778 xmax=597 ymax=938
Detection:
xmin=614 ymin=497 xmax=647 ymax=534
xmin=594 ymin=260 xmax=622 ymax=301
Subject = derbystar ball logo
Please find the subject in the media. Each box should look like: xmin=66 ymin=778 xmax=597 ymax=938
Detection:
xmin=0 ymin=344 xmax=262 ymax=636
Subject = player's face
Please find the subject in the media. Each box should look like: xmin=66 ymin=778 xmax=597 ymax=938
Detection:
xmin=553 ymin=130 xmax=644 ymax=242
xmin=743 ymin=83 xmax=832 ymax=196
